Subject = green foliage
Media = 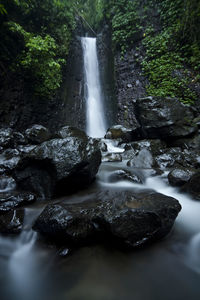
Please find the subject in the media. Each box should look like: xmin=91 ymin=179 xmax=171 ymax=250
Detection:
xmin=0 ymin=0 xmax=76 ymax=98
xmin=141 ymin=0 xmax=199 ymax=104
xmin=0 ymin=3 xmax=7 ymax=14
xmin=9 ymin=22 xmax=65 ymax=96
xmin=106 ymin=0 xmax=141 ymax=53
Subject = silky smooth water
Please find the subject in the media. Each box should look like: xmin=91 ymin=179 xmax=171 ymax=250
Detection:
xmin=81 ymin=37 xmax=107 ymax=138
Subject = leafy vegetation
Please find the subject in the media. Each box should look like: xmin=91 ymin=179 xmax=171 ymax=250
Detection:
xmin=141 ymin=0 xmax=200 ymax=104
xmin=101 ymin=0 xmax=200 ymax=104
xmin=0 ymin=0 xmax=75 ymax=98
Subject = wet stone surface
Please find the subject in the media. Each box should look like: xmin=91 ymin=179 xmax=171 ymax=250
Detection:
xmin=34 ymin=190 xmax=181 ymax=249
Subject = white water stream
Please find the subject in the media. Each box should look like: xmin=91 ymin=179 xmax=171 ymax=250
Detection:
xmin=81 ymin=37 xmax=107 ymax=138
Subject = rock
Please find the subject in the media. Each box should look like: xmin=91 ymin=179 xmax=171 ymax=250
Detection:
xmin=0 ymin=209 xmax=24 ymax=234
xmin=182 ymin=172 xmax=200 ymax=200
xmin=168 ymin=168 xmax=195 ymax=187
xmin=169 ymin=134 xmax=200 ymax=150
xmin=13 ymin=131 xmax=27 ymax=145
xmin=15 ymin=132 xmax=101 ymax=198
xmin=154 ymin=148 xmax=200 ymax=170
xmin=34 ymin=190 xmax=181 ymax=248
xmin=0 ymin=151 xmax=21 ymax=172
xmin=135 ymin=97 xmax=197 ymax=139
xmin=99 ymin=140 xmax=107 ymax=152
xmin=102 ymin=153 xmax=122 ymax=162
xmin=25 ymin=125 xmax=50 ymax=144
xmin=122 ymin=139 xmax=166 ymax=160
xmin=0 ymin=128 xmax=13 ymax=148
xmin=107 ymin=170 xmax=142 ymax=184
xmin=105 ymin=125 xmax=141 ymax=143
xmin=0 ymin=191 xmax=36 ymax=212
xmin=127 ymin=149 xmax=153 ymax=169
xmin=56 ymin=126 xmax=87 ymax=139
xmin=0 ymin=176 xmax=16 ymax=192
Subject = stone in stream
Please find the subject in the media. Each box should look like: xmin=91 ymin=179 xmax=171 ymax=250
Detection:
xmin=168 ymin=168 xmax=195 ymax=187
xmin=107 ymin=170 xmax=142 ymax=184
xmin=102 ymin=153 xmax=122 ymax=162
xmin=105 ymin=125 xmax=141 ymax=143
xmin=0 ymin=191 xmax=36 ymax=212
xmin=0 ymin=209 xmax=24 ymax=234
xmin=34 ymin=190 xmax=181 ymax=249
xmin=14 ymin=128 xmax=101 ymax=198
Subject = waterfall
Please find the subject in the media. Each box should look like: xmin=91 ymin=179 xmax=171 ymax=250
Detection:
xmin=81 ymin=37 xmax=107 ymax=138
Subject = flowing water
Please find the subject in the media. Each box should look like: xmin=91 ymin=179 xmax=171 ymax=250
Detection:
xmin=81 ymin=37 xmax=107 ymax=138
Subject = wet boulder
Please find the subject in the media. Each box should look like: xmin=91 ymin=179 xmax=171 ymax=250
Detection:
xmin=56 ymin=126 xmax=87 ymax=139
xmin=25 ymin=124 xmax=50 ymax=144
xmin=0 ymin=191 xmax=36 ymax=212
xmin=34 ymin=190 xmax=181 ymax=248
xmin=107 ymin=170 xmax=142 ymax=184
xmin=168 ymin=168 xmax=195 ymax=187
xmin=0 ymin=209 xmax=24 ymax=234
xmin=105 ymin=125 xmax=141 ymax=143
xmin=154 ymin=148 xmax=200 ymax=170
xmin=135 ymin=97 xmax=197 ymax=140
xmin=15 ymin=131 xmax=101 ymax=198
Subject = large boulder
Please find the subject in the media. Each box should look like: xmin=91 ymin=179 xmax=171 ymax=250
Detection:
xmin=135 ymin=97 xmax=197 ymax=140
xmin=14 ymin=131 xmax=101 ymax=198
xmin=34 ymin=190 xmax=181 ymax=248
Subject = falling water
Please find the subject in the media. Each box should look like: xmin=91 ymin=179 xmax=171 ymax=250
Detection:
xmin=81 ymin=37 xmax=107 ymax=138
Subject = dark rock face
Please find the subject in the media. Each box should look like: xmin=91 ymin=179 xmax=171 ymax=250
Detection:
xmin=135 ymin=97 xmax=197 ymax=140
xmin=34 ymin=190 xmax=181 ymax=248
xmin=25 ymin=124 xmax=50 ymax=144
xmin=182 ymin=172 xmax=200 ymax=200
xmin=0 ymin=209 xmax=24 ymax=234
xmin=168 ymin=168 xmax=195 ymax=187
xmin=114 ymin=48 xmax=148 ymax=128
xmin=0 ymin=191 xmax=36 ymax=212
xmin=15 ymin=134 xmax=101 ymax=198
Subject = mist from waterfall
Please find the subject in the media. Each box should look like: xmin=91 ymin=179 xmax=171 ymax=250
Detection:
xmin=81 ymin=37 xmax=107 ymax=138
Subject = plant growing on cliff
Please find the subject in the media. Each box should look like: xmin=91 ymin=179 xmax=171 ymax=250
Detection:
xmin=0 ymin=0 xmax=76 ymax=98
xmin=8 ymin=22 xmax=65 ymax=97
